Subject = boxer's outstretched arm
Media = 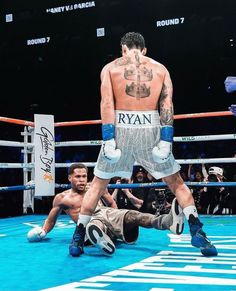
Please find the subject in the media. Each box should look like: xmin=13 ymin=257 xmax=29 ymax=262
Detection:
xmin=27 ymin=194 xmax=63 ymax=242
xmin=41 ymin=194 xmax=64 ymax=234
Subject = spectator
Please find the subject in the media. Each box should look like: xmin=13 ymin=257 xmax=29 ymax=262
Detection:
xmin=111 ymin=177 xmax=143 ymax=210
xmin=180 ymin=169 xmax=188 ymax=182
xmin=200 ymin=166 xmax=230 ymax=214
xmin=131 ymin=167 xmax=148 ymax=212
xmin=145 ymin=173 xmax=173 ymax=215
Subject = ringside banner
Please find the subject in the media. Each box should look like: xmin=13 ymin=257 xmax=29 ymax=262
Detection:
xmin=34 ymin=114 xmax=55 ymax=196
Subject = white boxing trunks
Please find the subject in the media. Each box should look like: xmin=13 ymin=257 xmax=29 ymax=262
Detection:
xmin=94 ymin=110 xmax=180 ymax=180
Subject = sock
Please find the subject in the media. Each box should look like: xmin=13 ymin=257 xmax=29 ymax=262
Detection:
xmin=77 ymin=214 xmax=91 ymax=227
xmin=183 ymin=205 xmax=198 ymax=220
xmin=183 ymin=205 xmax=202 ymax=227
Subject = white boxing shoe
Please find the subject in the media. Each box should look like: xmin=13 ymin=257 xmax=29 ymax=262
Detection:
xmin=168 ymin=198 xmax=185 ymax=235
xmin=86 ymin=222 xmax=116 ymax=256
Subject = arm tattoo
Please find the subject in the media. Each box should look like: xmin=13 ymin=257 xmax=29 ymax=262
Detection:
xmin=159 ymin=84 xmax=173 ymax=126
xmin=124 ymin=211 xmax=153 ymax=228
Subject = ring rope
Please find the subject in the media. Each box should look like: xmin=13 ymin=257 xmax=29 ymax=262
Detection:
xmin=55 ymin=158 xmax=236 ymax=167
xmin=107 ymin=181 xmax=236 ymax=189
xmin=173 ymin=110 xmax=233 ymax=120
xmin=0 ymin=110 xmax=233 ymax=127
xmin=0 ymin=185 xmax=35 ymax=191
xmin=1 ymin=181 xmax=236 ymax=192
xmin=0 ymin=140 xmax=34 ymax=147
xmin=0 ymin=133 xmax=235 ymax=148
xmin=176 ymin=157 xmax=236 ymax=164
xmin=0 ymin=116 xmax=34 ymax=127
xmin=54 ymin=110 xmax=234 ymax=126
xmin=0 ymin=111 xmax=234 ymax=197
xmin=0 ymin=157 xmax=235 ymax=169
xmin=55 ymin=140 xmax=102 ymax=147
xmin=0 ymin=163 xmax=34 ymax=169
xmin=173 ymin=134 xmax=236 ymax=142
xmin=54 ymin=134 xmax=236 ymax=147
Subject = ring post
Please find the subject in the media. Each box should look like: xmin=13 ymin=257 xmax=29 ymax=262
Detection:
xmin=34 ymin=114 xmax=55 ymax=197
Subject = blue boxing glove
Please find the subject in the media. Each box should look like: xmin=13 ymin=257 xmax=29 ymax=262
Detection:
xmin=229 ymin=104 xmax=236 ymax=116
xmin=224 ymin=76 xmax=236 ymax=93
xmin=102 ymin=124 xmax=121 ymax=164
xmin=152 ymin=125 xmax=173 ymax=163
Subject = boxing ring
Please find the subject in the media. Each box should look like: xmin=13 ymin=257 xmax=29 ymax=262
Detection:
xmin=0 ymin=111 xmax=236 ymax=291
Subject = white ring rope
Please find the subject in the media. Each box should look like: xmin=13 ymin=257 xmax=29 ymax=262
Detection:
xmin=174 ymin=134 xmax=236 ymax=142
xmin=0 ymin=157 xmax=235 ymax=169
xmin=55 ymin=134 xmax=236 ymax=147
xmin=176 ymin=157 xmax=236 ymax=164
xmin=55 ymin=140 xmax=102 ymax=147
xmin=0 ymin=140 xmax=33 ymax=147
xmin=0 ymin=163 xmax=34 ymax=169
xmin=0 ymin=133 xmax=235 ymax=148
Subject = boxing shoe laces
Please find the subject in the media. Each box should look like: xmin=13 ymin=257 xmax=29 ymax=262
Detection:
xmin=69 ymin=223 xmax=85 ymax=257
xmin=190 ymin=223 xmax=218 ymax=257
xmin=86 ymin=222 xmax=116 ymax=256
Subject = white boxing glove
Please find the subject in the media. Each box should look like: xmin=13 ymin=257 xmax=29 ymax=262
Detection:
xmin=27 ymin=227 xmax=46 ymax=242
xmin=152 ymin=140 xmax=171 ymax=163
xmin=101 ymin=124 xmax=121 ymax=164
xmin=102 ymin=138 xmax=121 ymax=164
xmin=152 ymin=125 xmax=173 ymax=163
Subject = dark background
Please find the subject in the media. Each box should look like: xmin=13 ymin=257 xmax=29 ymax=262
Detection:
xmin=1 ymin=0 xmax=236 ymax=151
xmin=1 ymin=0 xmax=236 ymax=120
xmin=0 ymin=0 xmax=236 ymax=216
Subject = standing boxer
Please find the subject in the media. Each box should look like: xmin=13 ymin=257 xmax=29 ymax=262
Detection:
xmin=69 ymin=32 xmax=217 ymax=257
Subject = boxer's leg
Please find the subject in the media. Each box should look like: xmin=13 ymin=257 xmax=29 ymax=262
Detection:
xmin=163 ymin=172 xmax=218 ymax=257
xmin=151 ymin=198 xmax=184 ymax=235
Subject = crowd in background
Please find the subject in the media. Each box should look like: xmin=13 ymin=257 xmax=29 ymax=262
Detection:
xmin=0 ymin=138 xmax=236 ymax=218
xmin=108 ymin=163 xmax=236 ymax=216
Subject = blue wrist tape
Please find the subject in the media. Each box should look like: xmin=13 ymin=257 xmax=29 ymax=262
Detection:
xmin=102 ymin=124 xmax=115 ymax=141
xmin=160 ymin=126 xmax=174 ymax=142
